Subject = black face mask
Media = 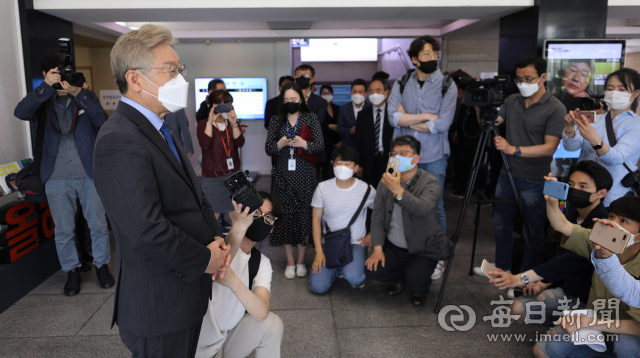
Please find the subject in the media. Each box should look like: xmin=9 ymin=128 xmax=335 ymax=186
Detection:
xmin=567 ymin=188 xmax=597 ymax=209
xmin=245 ymin=218 xmax=273 ymax=242
xmin=416 ymin=60 xmax=438 ymax=74
xmin=283 ymin=102 xmax=300 ymax=114
xmin=295 ymin=76 xmax=311 ymax=89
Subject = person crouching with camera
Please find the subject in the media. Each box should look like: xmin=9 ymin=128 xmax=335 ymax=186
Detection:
xmin=198 ymin=89 xmax=245 ymax=226
xmin=365 ymin=135 xmax=452 ymax=306
xmin=14 ymin=50 xmax=113 ymax=296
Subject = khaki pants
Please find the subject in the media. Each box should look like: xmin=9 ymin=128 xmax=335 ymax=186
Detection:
xmin=214 ymin=312 xmax=283 ymax=358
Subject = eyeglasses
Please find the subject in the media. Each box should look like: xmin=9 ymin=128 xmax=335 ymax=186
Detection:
xmin=296 ymin=73 xmax=311 ymax=78
xmin=253 ymin=210 xmax=277 ymax=225
xmin=390 ymin=150 xmax=416 ymax=157
xmin=514 ymin=76 xmax=539 ymax=84
xmin=421 ymin=52 xmax=439 ymax=59
xmin=134 ymin=64 xmax=187 ymax=78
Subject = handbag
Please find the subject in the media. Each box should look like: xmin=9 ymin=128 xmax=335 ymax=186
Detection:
xmin=15 ymin=104 xmax=48 ymax=203
xmin=297 ymin=124 xmax=319 ymax=166
xmin=604 ymin=111 xmax=640 ymax=194
xmin=322 ymin=185 xmax=371 ymax=268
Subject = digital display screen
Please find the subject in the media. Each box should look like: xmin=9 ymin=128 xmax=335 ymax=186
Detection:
xmin=300 ymin=38 xmax=379 ymax=62
xmin=194 ymin=78 xmax=268 ymax=120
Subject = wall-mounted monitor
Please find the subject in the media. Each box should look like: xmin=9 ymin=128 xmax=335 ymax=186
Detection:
xmin=194 ymin=77 xmax=268 ymax=120
xmin=301 ymin=38 xmax=379 ymax=62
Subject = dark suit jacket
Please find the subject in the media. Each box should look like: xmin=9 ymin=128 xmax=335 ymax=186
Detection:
xmin=306 ymin=92 xmax=327 ymax=125
xmin=353 ymin=104 xmax=394 ymax=183
xmin=196 ymin=98 xmax=209 ymax=121
xmin=264 ymin=96 xmax=280 ymax=130
xmin=14 ymin=83 xmax=108 ymax=183
xmin=163 ymin=109 xmax=194 ymax=153
xmin=93 ymin=101 xmax=222 ymax=337
xmin=337 ymin=101 xmax=371 ymax=148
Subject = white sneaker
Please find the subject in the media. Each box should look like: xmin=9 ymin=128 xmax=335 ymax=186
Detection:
xmin=351 ymin=282 xmax=365 ymax=289
xmin=285 ymin=265 xmax=296 ymax=279
xmin=472 ymin=263 xmax=510 ymax=278
xmin=296 ymin=264 xmax=307 ymax=277
xmin=507 ymin=287 xmax=515 ymax=299
xmin=431 ymin=261 xmax=445 ymax=280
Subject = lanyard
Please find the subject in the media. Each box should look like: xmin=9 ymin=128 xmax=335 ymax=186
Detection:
xmin=55 ymin=98 xmax=69 ymax=111
xmin=214 ymin=121 xmax=231 ymax=158
xmin=287 ymin=116 xmax=300 ymax=153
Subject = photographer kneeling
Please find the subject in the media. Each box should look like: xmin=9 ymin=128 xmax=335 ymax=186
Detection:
xmin=365 ymin=135 xmax=451 ymax=307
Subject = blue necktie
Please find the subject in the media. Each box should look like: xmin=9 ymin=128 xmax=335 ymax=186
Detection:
xmin=159 ymin=122 xmax=182 ymax=166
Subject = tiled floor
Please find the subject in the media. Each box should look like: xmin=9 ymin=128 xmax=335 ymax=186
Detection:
xmin=0 ymin=175 xmax=546 ymax=358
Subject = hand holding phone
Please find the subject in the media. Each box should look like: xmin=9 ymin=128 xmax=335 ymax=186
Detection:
xmin=544 ymin=180 xmax=569 ymax=201
xmin=480 ymin=259 xmax=500 ymax=280
xmin=386 ymin=157 xmax=400 ymax=177
xmin=575 ymin=110 xmax=596 ymax=124
xmin=589 ymin=221 xmax=631 ymax=255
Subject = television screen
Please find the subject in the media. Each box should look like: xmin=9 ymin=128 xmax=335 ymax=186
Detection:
xmin=300 ymin=38 xmax=379 ymax=62
xmin=194 ymin=78 xmax=268 ymax=120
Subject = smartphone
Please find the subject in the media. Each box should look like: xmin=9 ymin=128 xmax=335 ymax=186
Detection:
xmin=544 ymin=181 xmax=569 ymax=201
xmin=214 ymin=103 xmax=233 ymax=114
xmin=386 ymin=157 xmax=400 ymax=177
xmin=575 ymin=110 xmax=596 ymax=124
xmin=589 ymin=221 xmax=631 ymax=254
xmin=480 ymin=259 xmax=500 ymax=280
xmin=286 ymin=134 xmax=296 ymax=139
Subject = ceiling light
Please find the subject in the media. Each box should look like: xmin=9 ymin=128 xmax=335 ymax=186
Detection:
xmin=115 ymin=22 xmax=127 ymax=27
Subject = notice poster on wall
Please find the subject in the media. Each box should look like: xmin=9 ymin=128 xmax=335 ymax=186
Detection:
xmin=100 ymin=90 xmax=122 ymax=110
xmin=0 ymin=162 xmax=22 ymax=196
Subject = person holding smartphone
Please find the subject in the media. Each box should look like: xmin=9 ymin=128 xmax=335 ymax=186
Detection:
xmin=562 ymin=68 xmax=640 ymax=206
xmin=198 ymin=89 xmax=245 ymax=224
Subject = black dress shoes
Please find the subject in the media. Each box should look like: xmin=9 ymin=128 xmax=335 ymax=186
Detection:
xmin=80 ymin=262 xmax=92 ymax=272
xmin=96 ymin=264 xmax=115 ymax=289
xmin=386 ymin=283 xmax=406 ymax=296
xmin=64 ymin=268 xmax=82 ymax=296
xmin=412 ymin=293 xmax=428 ymax=307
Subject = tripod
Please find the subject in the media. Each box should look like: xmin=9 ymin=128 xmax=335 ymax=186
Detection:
xmin=434 ymin=109 xmax=540 ymax=314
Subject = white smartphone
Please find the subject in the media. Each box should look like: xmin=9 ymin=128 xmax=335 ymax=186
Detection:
xmin=480 ymin=259 xmax=500 ymax=280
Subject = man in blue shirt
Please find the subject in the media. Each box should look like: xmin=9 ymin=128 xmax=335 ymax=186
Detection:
xmin=14 ymin=51 xmax=113 ymax=297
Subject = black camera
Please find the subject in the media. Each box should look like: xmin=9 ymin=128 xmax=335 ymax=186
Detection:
xmin=53 ymin=38 xmax=86 ymax=90
xmin=462 ymin=75 xmax=510 ymax=108
xmin=579 ymin=93 xmax=606 ymax=111
xmin=219 ymin=170 xmax=263 ymax=213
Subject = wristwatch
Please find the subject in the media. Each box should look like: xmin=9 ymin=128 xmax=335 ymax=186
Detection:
xmin=520 ymin=273 xmax=530 ymax=285
xmin=394 ymin=189 xmax=406 ymax=201
xmin=514 ymin=146 xmax=522 ymax=157
xmin=592 ymin=141 xmax=604 ymax=150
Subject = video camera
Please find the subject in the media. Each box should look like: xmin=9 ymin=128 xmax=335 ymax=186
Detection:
xmin=461 ymin=75 xmax=510 ymax=108
xmin=53 ymin=38 xmax=86 ymax=90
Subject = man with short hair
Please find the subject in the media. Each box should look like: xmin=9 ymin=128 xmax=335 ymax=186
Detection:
xmin=264 ymin=75 xmax=294 ymax=130
xmin=387 ymin=35 xmax=457 ymax=235
xmin=196 ymin=78 xmax=227 ymax=121
xmin=366 ymin=135 xmax=452 ymax=307
xmin=309 ymin=147 xmax=376 ymax=294
xmin=353 ymin=79 xmax=393 ymax=187
xmin=473 ymin=55 xmax=566 ymax=277
xmin=338 ymin=78 xmax=371 ymax=149
xmin=14 ymin=50 xmax=113 ymax=297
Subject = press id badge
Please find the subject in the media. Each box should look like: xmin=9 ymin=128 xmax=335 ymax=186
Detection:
xmin=226 ymin=158 xmax=235 ymax=170
xmin=288 ymin=158 xmax=296 ymax=171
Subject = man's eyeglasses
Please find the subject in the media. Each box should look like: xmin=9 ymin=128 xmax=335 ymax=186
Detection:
xmin=134 ymin=64 xmax=187 ymax=78
xmin=390 ymin=150 xmax=416 ymax=157
xmin=514 ymin=76 xmax=539 ymax=84
xmin=253 ymin=210 xmax=277 ymax=225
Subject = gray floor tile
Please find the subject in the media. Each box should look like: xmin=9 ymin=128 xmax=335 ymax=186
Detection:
xmin=0 ymin=335 xmax=129 ymax=358
xmin=0 ymin=293 xmax=110 ymax=338
xmin=273 ymin=309 xmax=339 ymax=358
xmin=77 ymin=294 xmax=118 ymax=336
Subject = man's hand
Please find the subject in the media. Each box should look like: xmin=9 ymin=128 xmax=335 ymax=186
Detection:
xmin=592 ymin=218 xmax=616 ymax=259
xmin=60 ymin=81 xmax=81 ymax=97
xmin=328 ymin=124 xmax=338 ymax=131
xmin=214 ymin=266 xmax=239 ymax=289
xmin=312 ymin=252 xmax=326 ymax=274
xmin=489 ymin=268 xmax=522 ymax=290
xmin=350 ymin=126 xmax=356 ymax=135
xmin=44 ymin=68 xmax=61 ymax=87
xmin=357 ymin=233 xmax=371 ymax=248
xmin=187 ymin=152 xmax=193 ymax=157
xmin=205 ymin=237 xmax=231 ymax=280
xmin=523 ymin=282 xmax=545 ymax=297
xmin=381 ymin=172 xmax=403 ymax=196
xmin=366 ymin=246 xmax=385 ymax=271
xmin=397 ymin=103 xmax=406 ymax=114
xmin=543 ymin=172 xmax=560 ymax=206
xmin=494 ymin=136 xmax=515 ymax=155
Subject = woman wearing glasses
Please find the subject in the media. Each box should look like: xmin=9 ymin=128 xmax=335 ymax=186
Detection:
xmin=196 ymin=191 xmax=285 ymax=358
xmin=265 ymin=82 xmax=325 ymax=279
xmin=198 ymin=89 xmax=245 ymax=225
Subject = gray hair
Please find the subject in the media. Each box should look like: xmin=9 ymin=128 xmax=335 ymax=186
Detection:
xmin=110 ymin=24 xmax=176 ymax=94
xmin=390 ymin=135 xmax=421 ymax=154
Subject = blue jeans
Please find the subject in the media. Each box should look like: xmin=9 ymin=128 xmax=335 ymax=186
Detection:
xmin=309 ymin=244 xmax=366 ymax=294
xmin=545 ymin=332 xmax=640 ymax=358
xmin=418 ymin=155 xmax=448 ymax=232
xmin=493 ymin=174 xmax=546 ymax=272
xmin=45 ymin=177 xmax=110 ymax=272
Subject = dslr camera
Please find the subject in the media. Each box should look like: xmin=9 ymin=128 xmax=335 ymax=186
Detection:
xmin=579 ymin=93 xmax=606 ymax=111
xmin=461 ymin=75 xmax=510 ymax=108
xmin=53 ymin=38 xmax=86 ymax=90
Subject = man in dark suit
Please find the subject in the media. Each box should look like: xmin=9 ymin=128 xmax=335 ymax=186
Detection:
xmin=93 ymin=25 xmax=253 ymax=358
xmin=264 ymin=75 xmax=294 ymax=130
xmin=164 ymin=109 xmax=194 ymax=156
xmin=196 ymin=79 xmax=226 ymax=121
xmin=353 ymin=79 xmax=393 ymax=187
xmin=338 ymin=79 xmax=371 ymax=148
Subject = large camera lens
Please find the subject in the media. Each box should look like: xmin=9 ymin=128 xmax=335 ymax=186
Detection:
xmin=67 ymin=72 xmax=86 ymax=88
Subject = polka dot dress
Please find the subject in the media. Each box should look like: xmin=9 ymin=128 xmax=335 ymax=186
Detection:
xmin=265 ymin=111 xmax=325 ymax=247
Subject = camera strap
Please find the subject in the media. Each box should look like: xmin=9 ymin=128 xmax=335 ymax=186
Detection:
xmin=604 ymin=111 xmax=635 ymax=175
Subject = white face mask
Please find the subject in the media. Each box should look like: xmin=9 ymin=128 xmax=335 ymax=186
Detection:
xmin=221 ymin=113 xmax=229 ymax=120
xmin=321 ymin=94 xmax=334 ymax=103
xmin=516 ymin=78 xmax=542 ymax=98
xmin=604 ymin=91 xmax=637 ymax=111
xmin=613 ymin=222 xmax=640 ymax=249
xmin=351 ymin=93 xmax=365 ymax=105
xmin=137 ymin=71 xmax=189 ymax=113
xmin=369 ymin=93 xmax=387 ymax=106
xmin=333 ymin=165 xmax=355 ymax=181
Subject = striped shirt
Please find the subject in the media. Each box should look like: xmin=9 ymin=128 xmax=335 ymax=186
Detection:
xmin=387 ymin=69 xmax=458 ymax=163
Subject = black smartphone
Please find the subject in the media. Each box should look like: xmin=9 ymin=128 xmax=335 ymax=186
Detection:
xmin=286 ymin=134 xmax=296 ymax=139
xmin=214 ymin=103 xmax=233 ymax=114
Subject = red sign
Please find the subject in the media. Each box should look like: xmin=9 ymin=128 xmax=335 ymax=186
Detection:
xmin=0 ymin=201 xmax=55 ymax=263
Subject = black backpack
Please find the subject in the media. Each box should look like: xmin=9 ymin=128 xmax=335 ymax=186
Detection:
xmin=248 ymin=247 xmax=261 ymax=291
xmin=397 ymin=69 xmax=453 ymax=97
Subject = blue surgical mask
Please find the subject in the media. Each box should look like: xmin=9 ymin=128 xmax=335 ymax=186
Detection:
xmin=395 ymin=154 xmax=416 ymax=173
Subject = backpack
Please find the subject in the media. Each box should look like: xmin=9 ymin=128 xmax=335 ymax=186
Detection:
xmin=397 ymin=69 xmax=453 ymax=97
xmin=248 ymin=247 xmax=261 ymax=291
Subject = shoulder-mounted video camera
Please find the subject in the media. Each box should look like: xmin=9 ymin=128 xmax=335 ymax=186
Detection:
xmin=461 ymin=75 xmax=510 ymax=108
xmin=53 ymin=38 xmax=86 ymax=90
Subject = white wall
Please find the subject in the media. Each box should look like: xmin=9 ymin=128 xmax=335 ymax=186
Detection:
xmin=0 ymin=0 xmax=30 ymax=164
xmin=174 ymin=41 xmax=291 ymax=176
